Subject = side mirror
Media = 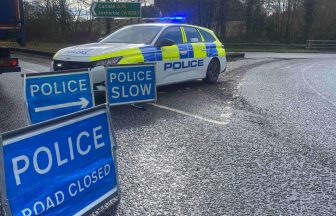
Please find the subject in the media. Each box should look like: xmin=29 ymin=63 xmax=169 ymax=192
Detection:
xmin=97 ymin=37 xmax=103 ymax=42
xmin=157 ymin=38 xmax=175 ymax=47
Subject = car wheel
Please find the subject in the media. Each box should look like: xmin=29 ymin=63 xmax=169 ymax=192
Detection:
xmin=203 ymin=58 xmax=220 ymax=84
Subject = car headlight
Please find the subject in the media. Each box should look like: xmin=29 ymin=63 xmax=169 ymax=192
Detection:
xmin=94 ymin=56 xmax=123 ymax=67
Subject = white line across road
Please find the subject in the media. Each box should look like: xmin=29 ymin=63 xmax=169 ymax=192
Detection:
xmin=23 ymin=68 xmax=38 ymax=73
xmin=301 ymin=65 xmax=336 ymax=108
xmin=150 ymin=103 xmax=230 ymax=125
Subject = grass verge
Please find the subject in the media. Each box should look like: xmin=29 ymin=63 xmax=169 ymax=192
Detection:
xmin=226 ymin=47 xmax=331 ymax=53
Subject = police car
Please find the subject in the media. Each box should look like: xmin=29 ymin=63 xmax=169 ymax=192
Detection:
xmin=52 ymin=23 xmax=227 ymax=91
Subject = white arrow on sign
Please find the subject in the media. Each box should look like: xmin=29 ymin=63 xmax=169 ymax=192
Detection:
xmin=34 ymin=97 xmax=90 ymax=113
xmin=90 ymin=2 xmax=97 ymax=17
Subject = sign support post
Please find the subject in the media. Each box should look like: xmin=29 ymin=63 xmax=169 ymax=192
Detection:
xmin=130 ymin=104 xmax=147 ymax=111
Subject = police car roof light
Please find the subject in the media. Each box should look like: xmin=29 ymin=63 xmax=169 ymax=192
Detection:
xmin=159 ymin=16 xmax=186 ymax=22
xmin=142 ymin=16 xmax=186 ymax=23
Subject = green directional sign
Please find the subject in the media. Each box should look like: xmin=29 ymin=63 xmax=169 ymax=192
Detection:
xmin=90 ymin=2 xmax=141 ymax=18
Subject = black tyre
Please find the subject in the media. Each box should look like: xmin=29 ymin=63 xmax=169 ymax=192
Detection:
xmin=203 ymin=58 xmax=220 ymax=84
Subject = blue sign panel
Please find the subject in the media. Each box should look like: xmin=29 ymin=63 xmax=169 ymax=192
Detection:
xmin=0 ymin=105 xmax=118 ymax=216
xmin=106 ymin=64 xmax=156 ymax=106
xmin=25 ymin=70 xmax=94 ymax=124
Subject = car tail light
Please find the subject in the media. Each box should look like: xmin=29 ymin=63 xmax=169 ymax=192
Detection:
xmin=0 ymin=58 xmax=19 ymax=67
xmin=10 ymin=59 xmax=18 ymax=67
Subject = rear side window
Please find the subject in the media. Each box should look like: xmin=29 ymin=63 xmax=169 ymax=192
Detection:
xmin=199 ymin=29 xmax=217 ymax=42
xmin=157 ymin=26 xmax=183 ymax=45
xmin=184 ymin=27 xmax=202 ymax=43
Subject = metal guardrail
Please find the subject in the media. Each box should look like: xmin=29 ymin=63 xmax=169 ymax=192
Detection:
xmin=225 ymin=42 xmax=306 ymax=49
xmin=306 ymin=40 xmax=336 ymax=50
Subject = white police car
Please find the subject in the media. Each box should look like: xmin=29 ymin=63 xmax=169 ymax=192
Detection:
xmin=52 ymin=23 xmax=227 ymax=90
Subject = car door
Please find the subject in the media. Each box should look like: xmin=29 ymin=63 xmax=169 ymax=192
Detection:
xmin=182 ymin=26 xmax=208 ymax=78
xmin=154 ymin=26 xmax=189 ymax=86
xmin=198 ymin=28 xmax=226 ymax=74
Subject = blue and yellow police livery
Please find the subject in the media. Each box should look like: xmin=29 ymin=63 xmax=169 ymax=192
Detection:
xmin=52 ymin=23 xmax=227 ymax=90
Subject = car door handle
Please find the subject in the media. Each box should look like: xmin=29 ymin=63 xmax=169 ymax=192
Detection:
xmin=202 ymin=48 xmax=207 ymax=52
xmin=180 ymin=50 xmax=188 ymax=55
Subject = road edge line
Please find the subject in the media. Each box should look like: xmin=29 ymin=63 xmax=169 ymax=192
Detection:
xmin=150 ymin=103 xmax=230 ymax=126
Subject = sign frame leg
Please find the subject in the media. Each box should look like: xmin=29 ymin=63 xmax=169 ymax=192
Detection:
xmin=0 ymin=135 xmax=12 ymax=216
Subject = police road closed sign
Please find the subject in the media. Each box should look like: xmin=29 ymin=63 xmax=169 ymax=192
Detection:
xmin=0 ymin=105 xmax=118 ymax=215
xmin=24 ymin=70 xmax=94 ymax=124
xmin=106 ymin=64 xmax=156 ymax=106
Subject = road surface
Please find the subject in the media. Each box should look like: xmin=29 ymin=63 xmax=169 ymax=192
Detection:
xmin=1 ymin=52 xmax=336 ymax=215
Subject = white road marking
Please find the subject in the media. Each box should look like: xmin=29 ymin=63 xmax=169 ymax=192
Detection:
xmin=23 ymin=68 xmax=38 ymax=73
xmin=150 ymin=103 xmax=230 ymax=125
xmin=301 ymin=65 xmax=336 ymax=108
xmin=221 ymin=112 xmax=232 ymax=119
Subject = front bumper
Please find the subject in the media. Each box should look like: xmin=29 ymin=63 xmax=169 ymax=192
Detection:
xmin=52 ymin=60 xmax=107 ymax=90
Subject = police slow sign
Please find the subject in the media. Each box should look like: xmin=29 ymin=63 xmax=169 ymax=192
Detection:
xmin=0 ymin=105 xmax=119 ymax=215
xmin=106 ymin=64 xmax=156 ymax=106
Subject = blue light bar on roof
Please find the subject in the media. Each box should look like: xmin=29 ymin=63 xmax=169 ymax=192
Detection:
xmin=159 ymin=16 xmax=186 ymax=22
xmin=142 ymin=16 xmax=186 ymax=23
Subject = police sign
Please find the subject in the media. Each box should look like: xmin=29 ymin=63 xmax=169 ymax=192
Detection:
xmin=106 ymin=64 xmax=156 ymax=106
xmin=24 ymin=70 xmax=94 ymax=124
xmin=0 ymin=105 xmax=119 ymax=215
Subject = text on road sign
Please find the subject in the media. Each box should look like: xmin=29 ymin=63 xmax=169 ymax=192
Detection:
xmin=106 ymin=64 xmax=156 ymax=105
xmin=12 ymin=125 xmax=105 ymax=186
xmin=29 ymin=79 xmax=88 ymax=97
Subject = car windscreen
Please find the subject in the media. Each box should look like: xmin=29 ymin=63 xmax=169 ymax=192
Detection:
xmin=101 ymin=26 xmax=163 ymax=44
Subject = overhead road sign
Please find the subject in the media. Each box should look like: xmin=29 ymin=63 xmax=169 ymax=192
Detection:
xmin=24 ymin=69 xmax=95 ymax=124
xmin=106 ymin=64 xmax=156 ymax=106
xmin=0 ymin=104 xmax=119 ymax=216
xmin=90 ymin=2 xmax=141 ymax=18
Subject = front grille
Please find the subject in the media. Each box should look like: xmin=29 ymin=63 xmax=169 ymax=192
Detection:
xmin=53 ymin=60 xmax=94 ymax=71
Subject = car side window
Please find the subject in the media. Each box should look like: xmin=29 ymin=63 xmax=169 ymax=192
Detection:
xmin=156 ymin=26 xmax=183 ymax=45
xmin=199 ymin=29 xmax=217 ymax=42
xmin=184 ymin=27 xmax=202 ymax=43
